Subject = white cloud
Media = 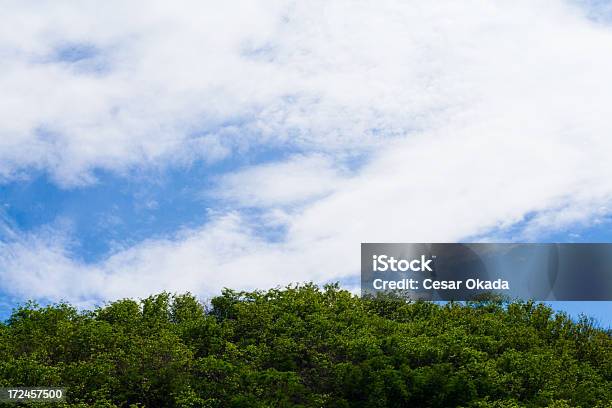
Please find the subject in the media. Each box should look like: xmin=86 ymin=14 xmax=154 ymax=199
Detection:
xmin=0 ymin=213 xmax=305 ymax=302
xmin=3 ymin=1 xmax=612 ymax=303
xmin=214 ymin=154 xmax=348 ymax=207
xmin=1 ymin=0 xmax=602 ymax=185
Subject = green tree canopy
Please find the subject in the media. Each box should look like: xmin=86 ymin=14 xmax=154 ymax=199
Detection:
xmin=0 ymin=284 xmax=610 ymax=407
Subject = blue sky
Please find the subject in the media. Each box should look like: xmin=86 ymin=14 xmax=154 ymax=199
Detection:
xmin=0 ymin=1 xmax=611 ymax=326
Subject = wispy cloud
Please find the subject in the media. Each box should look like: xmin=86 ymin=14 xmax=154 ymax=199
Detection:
xmin=213 ymin=154 xmax=348 ymax=207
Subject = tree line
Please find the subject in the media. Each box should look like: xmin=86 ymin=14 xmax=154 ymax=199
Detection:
xmin=0 ymin=283 xmax=610 ymax=407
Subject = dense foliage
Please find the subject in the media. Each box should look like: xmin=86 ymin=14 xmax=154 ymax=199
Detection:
xmin=0 ymin=284 xmax=610 ymax=407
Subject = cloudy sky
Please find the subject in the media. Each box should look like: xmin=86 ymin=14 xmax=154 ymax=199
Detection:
xmin=0 ymin=0 xmax=611 ymax=324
